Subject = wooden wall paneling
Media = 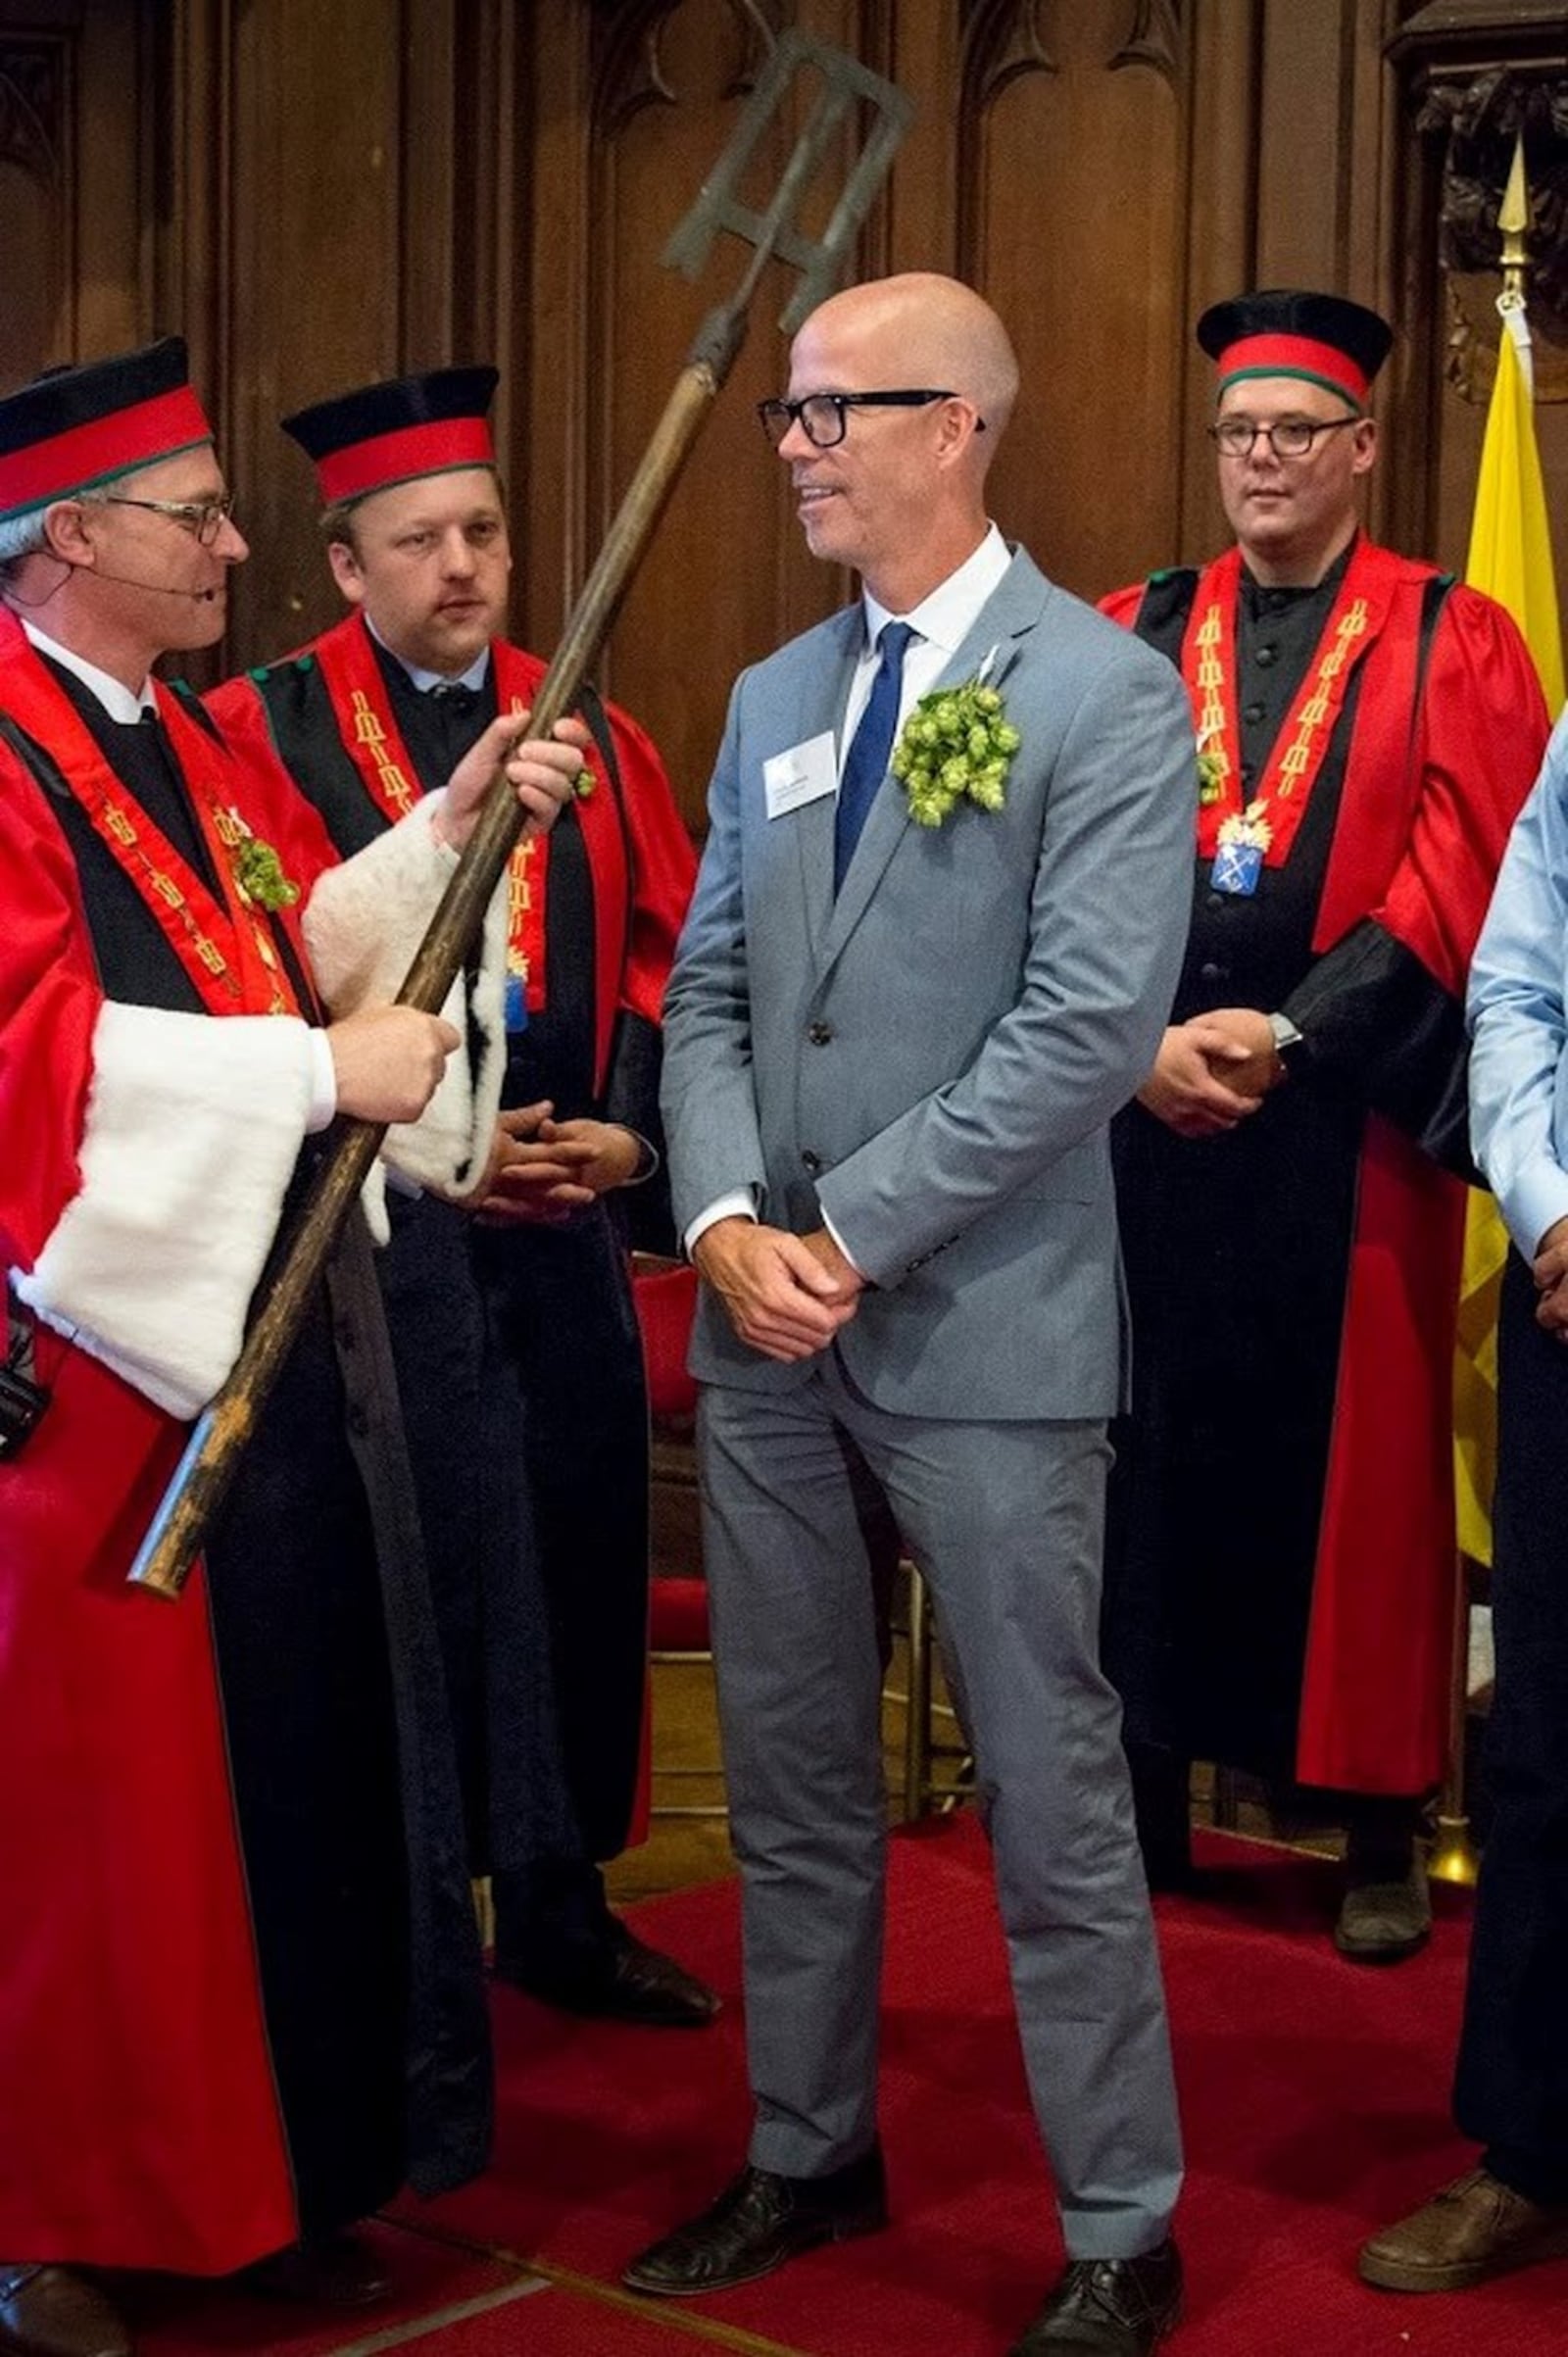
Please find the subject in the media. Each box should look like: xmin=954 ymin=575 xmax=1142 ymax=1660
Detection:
xmin=514 ymin=0 xmax=594 ymax=670
xmin=1251 ymin=2 xmax=1411 ymax=549
xmin=883 ymin=0 xmax=960 ymax=277
xmin=0 ymin=0 xmax=150 ymax=394
xmin=519 ymin=0 xmax=907 ymax=834
xmin=1253 ymin=0 xmax=1354 ymax=289
xmin=74 ymin=0 xmax=150 ymax=356
xmin=155 ymin=0 xmax=226 ymax=407
xmin=590 ymin=0 xmax=807 ymax=829
xmin=220 ymin=0 xmax=410 ymax=673
xmin=400 ymin=3 xmax=458 ymax=366
xmin=1175 ymin=0 xmax=1262 ymax=568
xmin=0 ymin=9 xmax=78 ymax=391
xmin=1387 ymin=4 xmax=1568 ymax=665
xmin=958 ymin=0 xmax=1192 ymax=602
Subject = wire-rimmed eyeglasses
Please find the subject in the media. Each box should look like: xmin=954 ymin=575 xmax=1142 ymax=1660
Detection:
xmin=756 ymin=389 xmax=985 ymax=450
xmin=89 ymin=489 xmax=238 ymax=546
xmin=1207 ymin=416 xmax=1359 ymax=461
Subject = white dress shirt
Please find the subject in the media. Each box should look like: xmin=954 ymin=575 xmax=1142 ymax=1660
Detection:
xmin=687 ymin=524 xmax=1014 ymax=1264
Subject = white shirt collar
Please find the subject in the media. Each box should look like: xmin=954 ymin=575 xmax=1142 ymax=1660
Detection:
xmin=860 ymin=522 xmax=1011 ymax=658
xmin=366 ymin=614 xmax=492 ymax=697
xmin=21 ymin=619 xmax=156 ymax=723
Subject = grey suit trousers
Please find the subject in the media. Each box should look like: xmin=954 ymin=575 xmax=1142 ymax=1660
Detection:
xmin=698 ymin=1352 xmax=1184 ymax=2259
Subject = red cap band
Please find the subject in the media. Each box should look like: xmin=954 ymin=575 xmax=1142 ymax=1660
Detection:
xmin=315 ymin=417 xmax=496 ymax=505
xmin=1214 ymin=332 xmax=1369 ymax=409
xmin=0 ymin=385 xmax=213 ymax=516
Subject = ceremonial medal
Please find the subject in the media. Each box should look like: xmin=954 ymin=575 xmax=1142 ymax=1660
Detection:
xmin=1210 ymin=802 xmax=1272 ymax=897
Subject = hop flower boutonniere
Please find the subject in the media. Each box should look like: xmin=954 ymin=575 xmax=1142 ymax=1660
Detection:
xmin=213 ymin=805 xmax=301 ymax=912
xmin=1196 ymin=746 xmax=1227 ymax=809
xmin=891 ymin=669 xmax=1021 ymax=830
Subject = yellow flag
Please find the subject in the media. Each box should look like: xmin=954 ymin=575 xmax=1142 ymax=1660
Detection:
xmin=1454 ymin=311 xmax=1564 ymax=1566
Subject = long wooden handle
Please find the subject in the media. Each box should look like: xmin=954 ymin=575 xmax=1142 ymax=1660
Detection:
xmin=128 ymin=359 xmax=720 ymax=1598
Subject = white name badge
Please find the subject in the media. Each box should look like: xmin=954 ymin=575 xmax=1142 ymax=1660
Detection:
xmin=763 ymin=731 xmax=837 ymax=820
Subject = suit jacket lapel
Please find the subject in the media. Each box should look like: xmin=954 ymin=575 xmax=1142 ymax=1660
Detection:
xmin=793 ymin=609 xmax=862 ymax=969
xmin=818 ymin=552 xmax=1051 ymax=968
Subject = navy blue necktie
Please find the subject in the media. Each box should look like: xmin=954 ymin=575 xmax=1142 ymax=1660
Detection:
xmin=835 ymin=620 xmax=915 ymax=892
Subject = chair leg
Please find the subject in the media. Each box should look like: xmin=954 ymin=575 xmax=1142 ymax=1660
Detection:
xmin=1211 ymin=1763 xmax=1240 ymax=1829
xmin=903 ymin=1559 xmax=933 ymax=1822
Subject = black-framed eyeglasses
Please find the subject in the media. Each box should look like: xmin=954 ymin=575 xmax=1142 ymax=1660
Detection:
xmin=89 ymin=488 xmax=238 ymax=546
xmin=756 ymin=389 xmax=985 ymax=450
xmin=1207 ymin=416 xmax=1359 ymax=460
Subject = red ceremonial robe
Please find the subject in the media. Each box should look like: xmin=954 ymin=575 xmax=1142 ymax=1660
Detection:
xmin=1102 ymin=548 xmax=1549 ymax=1792
xmin=210 ymin=615 xmax=695 ymax=1105
xmin=210 ymin=616 xmax=698 ymax=1863
xmin=0 ymin=643 xmax=350 ymax=2270
xmin=0 ymin=618 xmax=491 ymax=2270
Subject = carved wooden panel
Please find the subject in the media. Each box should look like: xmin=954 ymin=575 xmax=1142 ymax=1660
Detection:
xmin=956 ymin=0 xmax=1190 ymax=599
xmin=1390 ymin=8 xmax=1568 ymax=670
xmin=16 ymin=0 xmax=1557 ymax=810
xmin=0 ymin=3 xmax=146 ymax=397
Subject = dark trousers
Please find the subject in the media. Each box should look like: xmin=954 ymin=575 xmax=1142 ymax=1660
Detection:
xmin=1454 ymin=1252 xmax=1568 ymax=2201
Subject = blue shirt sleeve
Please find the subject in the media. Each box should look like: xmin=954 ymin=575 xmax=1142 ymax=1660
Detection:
xmin=1468 ymin=707 xmax=1568 ymax=1259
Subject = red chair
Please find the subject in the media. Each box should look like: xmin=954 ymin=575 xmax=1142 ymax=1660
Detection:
xmin=629 ymin=1255 xmax=967 ymax=1822
xmin=631 ymin=1256 xmax=724 ymax=1816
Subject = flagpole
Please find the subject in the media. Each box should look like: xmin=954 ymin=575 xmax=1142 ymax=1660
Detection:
xmin=1434 ymin=130 xmax=1536 ymax=1891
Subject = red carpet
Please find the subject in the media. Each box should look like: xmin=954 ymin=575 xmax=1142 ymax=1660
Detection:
xmin=132 ymin=1818 xmax=1568 ymax=2354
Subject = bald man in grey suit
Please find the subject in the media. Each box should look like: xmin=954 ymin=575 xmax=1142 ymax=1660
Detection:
xmin=625 ymin=274 xmax=1194 ymax=2357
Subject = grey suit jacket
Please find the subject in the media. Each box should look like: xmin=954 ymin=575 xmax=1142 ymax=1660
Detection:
xmin=661 ymin=546 xmax=1195 ymax=1419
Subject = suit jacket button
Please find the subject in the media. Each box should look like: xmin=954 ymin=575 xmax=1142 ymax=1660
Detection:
xmin=808 ymin=1020 xmax=833 ymax=1045
xmin=802 ymin=1150 xmax=822 ymax=1174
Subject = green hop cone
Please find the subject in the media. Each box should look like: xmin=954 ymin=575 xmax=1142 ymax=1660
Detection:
xmin=890 ymin=671 xmax=1019 ymax=830
xmin=234 ymin=839 xmax=300 ymax=911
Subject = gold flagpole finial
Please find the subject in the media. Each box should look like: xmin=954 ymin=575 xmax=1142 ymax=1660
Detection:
xmin=1497 ymin=131 xmax=1530 ymax=316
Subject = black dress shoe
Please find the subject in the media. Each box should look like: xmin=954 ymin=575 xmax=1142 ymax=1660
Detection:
xmin=1008 ymin=2240 xmax=1183 ymax=2354
xmin=498 ymin=1924 xmax=719 ymax=2028
xmin=0 ymin=2267 xmax=131 ymax=2357
xmin=236 ymin=2233 xmax=391 ymax=2309
xmin=622 ymin=2146 xmax=888 ymax=2295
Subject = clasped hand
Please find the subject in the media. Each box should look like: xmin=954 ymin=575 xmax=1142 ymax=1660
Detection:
xmin=1532 ymin=1214 xmax=1568 ymax=1342
xmin=695 ymin=1217 xmax=863 ymax=1363
xmin=432 ymin=711 xmax=593 ymax=851
xmin=467 ymin=1101 xmax=643 ymax=1224
xmin=1137 ymin=1008 xmax=1283 ymax=1137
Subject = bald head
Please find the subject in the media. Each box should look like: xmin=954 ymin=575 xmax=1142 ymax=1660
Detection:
xmin=798 ymin=273 xmax=1019 ymax=453
xmin=780 ymin=274 xmax=1017 ymax=612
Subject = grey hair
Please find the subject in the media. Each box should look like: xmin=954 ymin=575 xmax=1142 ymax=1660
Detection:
xmin=0 ymin=476 xmax=136 ymax=579
xmin=0 ymin=509 xmax=53 ymax=572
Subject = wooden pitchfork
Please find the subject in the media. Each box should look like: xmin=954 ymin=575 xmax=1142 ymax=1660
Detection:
xmin=129 ymin=31 xmax=912 ymax=1598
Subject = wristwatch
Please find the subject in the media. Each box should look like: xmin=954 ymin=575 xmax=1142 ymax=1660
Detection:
xmin=1268 ymin=1010 xmax=1306 ymax=1067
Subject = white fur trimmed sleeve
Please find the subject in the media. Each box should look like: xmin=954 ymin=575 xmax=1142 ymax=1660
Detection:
xmin=301 ymin=790 xmax=508 ymax=1197
xmin=13 ymin=1002 xmax=314 ymax=1419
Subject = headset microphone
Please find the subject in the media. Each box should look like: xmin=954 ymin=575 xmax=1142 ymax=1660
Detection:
xmin=86 ymin=566 xmax=221 ymax=602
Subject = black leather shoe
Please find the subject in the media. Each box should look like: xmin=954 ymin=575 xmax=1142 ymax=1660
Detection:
xmin=236 ymin=2233 xmax=391 ymax=2309
xmin=0 ymin=2267 xmax=131 ymax=2357
xmin=499 ymin=1925 xmax=719 ymax=2028
xmin=1008 ymin=2240 xmax=1183 ymax=2354
xmin=622 ymin=2146 xmax=888 ymax=2295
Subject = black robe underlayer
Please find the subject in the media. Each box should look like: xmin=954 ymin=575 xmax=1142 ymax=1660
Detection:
xmin=1102 ymin=559 xmax=1464 ymax=1785
xmin=236 ymin=645 xmax=658 ymax=1876
xmin=15 ymin=668 xmax=490 ymax=2233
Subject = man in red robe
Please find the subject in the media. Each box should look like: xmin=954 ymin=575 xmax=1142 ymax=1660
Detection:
xmin=0 ymin=338 xmax=585 ymax=2357
xmin=210 ymin=368 xmax=710 ymax=2029
xmin=1099 ymin=289 xmax=1550 ymax=1960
